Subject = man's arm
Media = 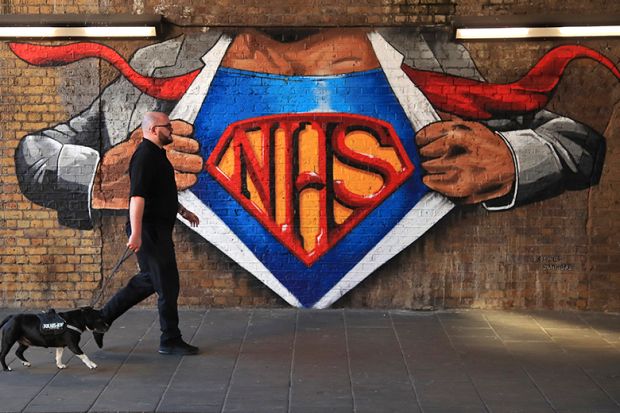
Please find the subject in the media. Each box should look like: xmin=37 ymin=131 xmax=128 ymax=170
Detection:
xmin=127 ymin=196 xmax=145 ymax=252
xmin=416 ymin=111 xmax=605 ymax=208
xmin=403 ymin=33 xmax=606 ymax=209
xmin=482 ymin=110 xmax=605 ymax=209
xmin=13 ymin=36 xmax=187 ymax=229
xmin=14 ymin=77 xmax=174 ymax=229
xmin=14 ymin=103 xmax=102 ymax=229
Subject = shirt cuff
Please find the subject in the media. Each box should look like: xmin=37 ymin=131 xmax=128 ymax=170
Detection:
xmin=483 ymin=129 xmax=562 ymax=211
xmin=57 ymin=144 xmax=100 ymax=219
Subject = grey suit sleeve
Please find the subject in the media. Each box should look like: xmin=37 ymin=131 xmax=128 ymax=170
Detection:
xmin=13 ymin=35 xmax=192 ymax=229
xmin=15 ymin=80 xmax=177 ymax=229
xmin=15 ymin=103 xmax=102 ymax=229
xmin=412 ymin=32 xmax=606 ymax=209
xmin=482 ymin=110 xmax=605 ymax=209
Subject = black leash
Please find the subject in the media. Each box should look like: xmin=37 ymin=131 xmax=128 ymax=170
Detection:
xmin=90 ymin=246 xmax=134 ymax=307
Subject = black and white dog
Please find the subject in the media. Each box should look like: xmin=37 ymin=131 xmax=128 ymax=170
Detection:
xmin=0 ymin=307 xmax=108 ymax=371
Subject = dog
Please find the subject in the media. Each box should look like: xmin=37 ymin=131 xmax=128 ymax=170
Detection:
xmin=0 ymin=306 xmax=109 ymax=371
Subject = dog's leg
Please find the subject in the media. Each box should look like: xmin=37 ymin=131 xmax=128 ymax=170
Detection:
xmin=15 ymin=344 xmax=30 ymax=367
xmin=1 ymin=338 xmax=15 ymax=371
xmin=55 ymin=348 xmax=67 ymax=369
xmin=76 ymin=353 xmax=98 ymax=369
xmin=0 ymin=347 xmax=12 ymax=371
xmin=1 ymin=319 xmax=18 ymax=371
xmin=67 ymin=342 xmax=97 ymax=369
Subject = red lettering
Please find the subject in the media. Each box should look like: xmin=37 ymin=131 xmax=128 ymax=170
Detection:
xmin=206 ymin=113 xmax=413 ymax=266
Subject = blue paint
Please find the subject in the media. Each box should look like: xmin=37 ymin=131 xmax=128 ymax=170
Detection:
xmin=192 ymin=67 xmax=428 ymax=307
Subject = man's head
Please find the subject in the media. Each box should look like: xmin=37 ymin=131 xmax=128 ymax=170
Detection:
xmin=142 ymin=112 xmax=173 ymax=147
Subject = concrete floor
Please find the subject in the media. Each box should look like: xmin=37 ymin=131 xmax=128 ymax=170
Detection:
xmin=0 ymin=308 xmax=619 ymax=413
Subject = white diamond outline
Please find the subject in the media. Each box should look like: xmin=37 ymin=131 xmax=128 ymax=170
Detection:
xmin=170 ymin=32 xmax=455 ymax=308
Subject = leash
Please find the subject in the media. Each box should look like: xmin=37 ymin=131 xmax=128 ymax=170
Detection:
xmin=90 ymin=246 xmax=134 ymax=307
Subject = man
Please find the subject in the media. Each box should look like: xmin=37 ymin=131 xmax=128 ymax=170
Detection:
xmin=98 ymin=112 xmax=201 ymax=355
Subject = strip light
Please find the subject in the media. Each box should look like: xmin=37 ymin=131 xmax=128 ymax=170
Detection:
xmin=0 ymin=26 xmax=157 ymax=38
xmin=457 ymin=25 xmax=620 ymax=40
xmin=0 ymin=14 xmax=161 ymax=39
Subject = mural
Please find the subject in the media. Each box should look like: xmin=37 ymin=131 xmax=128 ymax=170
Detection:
xmin=9 ymin=28 xmax=618 ymax=308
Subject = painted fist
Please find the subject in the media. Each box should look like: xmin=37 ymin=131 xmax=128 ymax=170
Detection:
xmin=91 ymin=120 xmax=202 ymax=210
xmin=416 ymin=119 xmax=515 ymax=204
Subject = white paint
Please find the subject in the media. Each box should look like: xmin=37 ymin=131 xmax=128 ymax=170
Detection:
xmin=366 ymin=31 xmax=441 ymax=131
xmin=169 ymin=35 xmax=233 ymax=123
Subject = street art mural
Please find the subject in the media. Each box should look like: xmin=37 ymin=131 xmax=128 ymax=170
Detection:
xmin=9 ymin=28 xmax=618 ymax=308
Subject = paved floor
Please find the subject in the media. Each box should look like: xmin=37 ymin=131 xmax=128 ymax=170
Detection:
xmin=0 ymin=308 xmax=618 ymax=413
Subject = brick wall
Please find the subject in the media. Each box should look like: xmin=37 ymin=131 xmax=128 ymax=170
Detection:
xmin=1 ymin=0 xmax=619 ymax=311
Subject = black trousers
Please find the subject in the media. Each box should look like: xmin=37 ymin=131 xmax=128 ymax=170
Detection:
xmin=101 ymin=222 xmax=181 ymax=344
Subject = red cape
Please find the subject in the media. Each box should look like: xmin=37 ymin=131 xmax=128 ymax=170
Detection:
xmin=8 ymin=42 xmax=620 ymax=120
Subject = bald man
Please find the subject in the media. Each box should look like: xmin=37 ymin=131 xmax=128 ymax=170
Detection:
xmin=99 ymin=112 xmax=201 ymax=356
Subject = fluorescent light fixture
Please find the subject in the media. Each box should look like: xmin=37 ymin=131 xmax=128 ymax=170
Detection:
xmin=0 ymin=26 xmax=157 ymax=38
xmin=457 ymin=26 xmax=620 ymax=40
xmin=0 ymin=14 xmax=162 ymax=38
xmin=454 ymin=15 xmax=620 ymax=40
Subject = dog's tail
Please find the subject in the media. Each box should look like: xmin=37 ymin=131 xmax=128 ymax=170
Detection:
xmin=0 ymin=315 xmax=13 ymax=329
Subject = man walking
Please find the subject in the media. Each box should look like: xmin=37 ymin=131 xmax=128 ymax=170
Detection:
xmin=99 ymin=111 xmax=200 ymax=355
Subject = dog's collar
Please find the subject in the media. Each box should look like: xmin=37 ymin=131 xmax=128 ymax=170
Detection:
xmin=66 ymin=324 xmax=83 ymax=333
xmin=57 ymin=315 xmax=84 ymax=333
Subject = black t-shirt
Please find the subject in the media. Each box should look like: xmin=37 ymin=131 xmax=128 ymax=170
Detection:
xmin=128 ymin=139 xmax=178 ymax=227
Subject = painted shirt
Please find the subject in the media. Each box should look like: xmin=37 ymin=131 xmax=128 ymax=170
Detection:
xmin=191 ymin=67 xmax=428 ymax=307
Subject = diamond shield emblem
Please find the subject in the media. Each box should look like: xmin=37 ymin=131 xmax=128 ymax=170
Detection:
xmin=182 ymin=63 xmax=453 ymax=308
xmin=205 ymin=113 xmax=414 ymax=266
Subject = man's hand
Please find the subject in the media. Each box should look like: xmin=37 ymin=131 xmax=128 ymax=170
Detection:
xmin=92 ymin=120 xmax=201 ymax=210
xmin=416 ymin=119 xmax=516 ymax=204
xmin=127 ymin=232 xmax=142 ymax=253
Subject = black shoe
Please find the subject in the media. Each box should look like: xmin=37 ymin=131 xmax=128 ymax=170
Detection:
xmin=92 ymin=310 xmax=111 ymax=349
xmin=159 ymin=339 xmax=199 ymax=355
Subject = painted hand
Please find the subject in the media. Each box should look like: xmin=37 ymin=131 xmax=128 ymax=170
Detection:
xmin=91 ymin=120 xmax=202 ymax=210
xmin=165 ymin=120 xmax=203 ymax=191
xmin=91 ymin=125 xmax=141 ymax=210
xmin=181 ymin=209 xmax=200 ymax=227
xmin=416 ymin=119 xmax=515 ymax=204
